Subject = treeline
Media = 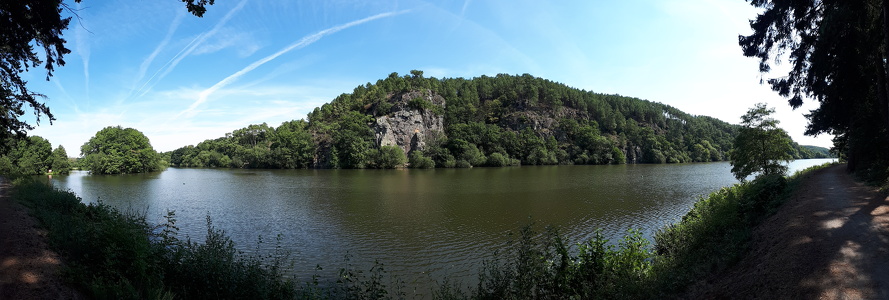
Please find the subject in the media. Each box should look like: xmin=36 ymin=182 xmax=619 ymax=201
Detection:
xmin=0 ymin=136 xmax=71 ymax=175
xmin=800 ymin=145 xmax=832 ymax=159
xmin=167 ymin=71 xmax=830 ymax=169
xmin=0 ymin=126 xmax=166 ymax=176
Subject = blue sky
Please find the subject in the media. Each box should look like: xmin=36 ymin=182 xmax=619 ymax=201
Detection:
xmin=25 ymin=0 xmax=833 ymax=153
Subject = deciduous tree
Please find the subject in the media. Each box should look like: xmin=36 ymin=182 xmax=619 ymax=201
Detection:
xmin=730 ymin=104 xmax=793 ymax=181
xmin=80 ymin=126 xmax=163 ymax=174
xmin=51 ymin=145 xmax=70 ymax=174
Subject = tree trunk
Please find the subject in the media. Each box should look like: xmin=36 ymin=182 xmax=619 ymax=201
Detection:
xmin=881 ymin=0 xmax=889 ymax=132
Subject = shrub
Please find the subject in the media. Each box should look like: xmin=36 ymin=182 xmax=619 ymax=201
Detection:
xmin=485 ymin=153 xmax=510 ymax=167
xmin=373 ymin=145 xmax=407 ymax=169
xmin=460 ymin=144 xmax=486 ymax=167
xmin=462 ymin=226 xmax=652 ymax=299
xmin=439 ymin=155 xmax=457 ymax=168
xmin=455 ymin=159 xmax=471 ymax=168
xmin=408 ymin=151 xmax=435 ymax=169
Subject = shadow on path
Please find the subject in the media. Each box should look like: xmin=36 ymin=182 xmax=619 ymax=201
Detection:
xmin=693 ymin=164 xmax=889 ymax=299
xmin=0 ymin=179 xmax=82 ymax=299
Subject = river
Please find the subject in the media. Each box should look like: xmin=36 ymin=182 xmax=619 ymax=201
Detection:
xmin=45 ymin=159 xmax=835 ymax=290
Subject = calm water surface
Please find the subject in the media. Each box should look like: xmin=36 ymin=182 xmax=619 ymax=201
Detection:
xmin=47 ymin=159 xmax=834 ymax=288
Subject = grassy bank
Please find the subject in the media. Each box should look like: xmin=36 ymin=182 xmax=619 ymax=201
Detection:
xmin=11 ymin=179 xmax=405 ymax=299
xmin=437 ymin=163 xmax=832 ymax=299
xmin=10 ymin=163 xmax=832 ymax=299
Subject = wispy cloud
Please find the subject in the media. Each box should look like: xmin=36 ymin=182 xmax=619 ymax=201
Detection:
xmin=130 ymin=9 xmax=186 ymax=99
xmin=460 ymin=0 xmax=472 ymax=17
xmin=50 ymin=79 xmax=81 ymax=113
xmin=134 ymin=0 xmax=248 ymax=98
xmin=177 ymin=10 xmax=410 ymax=118
xmin=74 ymin=2 xmax=91 ymax=101
xmin=192 ymin=29 xmax=261 ymax=57
xmin=137 ymin=84 xmax=337 ymax=150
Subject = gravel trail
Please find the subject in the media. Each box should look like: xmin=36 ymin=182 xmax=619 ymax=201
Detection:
xmin=691 ymin=164 xmax=889 ymax=299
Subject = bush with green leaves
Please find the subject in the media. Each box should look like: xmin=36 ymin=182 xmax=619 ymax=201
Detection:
xmin=408 ymin=151 xmax=435 ymax=169
xmin=484 ymin=152 xmax=519 ymax=167
xmin=372 ymin=145 xmax=407 ymax=169
xmin=462 ymin=226 xmax=653 ymax=299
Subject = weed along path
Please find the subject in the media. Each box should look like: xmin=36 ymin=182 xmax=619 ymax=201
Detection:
xmin=0 ymin=179 xmax=80 ymax=299
xmin=691 ymin=164 xmax=889 ymax=299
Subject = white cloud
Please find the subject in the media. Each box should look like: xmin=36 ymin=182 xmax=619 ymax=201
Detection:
xmin=133 ymin=10 xmax=186 ymax=95
xmin=117 ymin=83 xmax=340 ymax=151
xmin=29 ymin=111 xmax=127 ymax=155
xmin=192 ymin=29 xmax=261 ymax=57
xmin=135 ymin=0 xmax=249 ymax=98
xmin=178 ymin=9 xmax=410 ymax=118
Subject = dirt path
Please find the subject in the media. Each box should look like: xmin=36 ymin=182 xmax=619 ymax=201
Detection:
xmin=691 ymin=164 xmax=889 ymax=299
xmin=0 ymin=179 xmax=81 ymax=299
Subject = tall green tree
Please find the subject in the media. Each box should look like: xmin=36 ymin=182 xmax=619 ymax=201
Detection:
xmin=80 ymin=126 xmax=163 ymax=174
xmin=272 ymin=120 xmax=315 ymax=169
xmin=741 ymin=0 xmax=889 ymax=174
xmin=6 ymin=136 xmax=53 ymax=175
xmin=51 ymin=145 xmax=70 ymax=174
xmin=730 ymin=104 xmax=794 ymax=181
xmin=332 ymin=111 xmax=374 ymax=168
xmin=1 ymin=1 xmax=213 ymax=152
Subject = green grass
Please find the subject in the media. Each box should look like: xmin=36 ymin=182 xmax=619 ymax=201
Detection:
xmin=10 ymin=162 xmax=835 ymax=299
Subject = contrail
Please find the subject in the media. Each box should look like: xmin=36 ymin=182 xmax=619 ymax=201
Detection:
xmin=75 ymin=1 xmax=90 ymax=101
xmin=177 ymin=10 xmax=410 ymax=118
xmin=129 ymin=10 xmax=186 ymax=99
xmin=461 ymin=0 xmax=472 ymax=17
xmin=135 ymin=0 xmax=248 ymax=98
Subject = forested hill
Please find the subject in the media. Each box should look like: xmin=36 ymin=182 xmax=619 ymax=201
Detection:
xmin=166 ymin=71 xmax=829 ymax=169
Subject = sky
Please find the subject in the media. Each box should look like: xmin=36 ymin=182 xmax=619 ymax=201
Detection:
xmin=24 ymin=0 xmax=834 ymax=153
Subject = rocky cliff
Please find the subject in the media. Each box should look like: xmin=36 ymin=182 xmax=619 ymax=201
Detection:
xmin=372 ymin=90 xmax=445 ymax=155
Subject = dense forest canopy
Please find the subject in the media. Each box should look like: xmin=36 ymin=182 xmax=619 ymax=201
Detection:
xmin=166 ymin=72 xmax=831 ymax=169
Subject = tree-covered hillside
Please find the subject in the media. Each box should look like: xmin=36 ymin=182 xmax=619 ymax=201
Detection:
xmin=800 ymin=145 xmax=832 ymax=159
xmin=167 ymin=72 xmax=825 ymax=169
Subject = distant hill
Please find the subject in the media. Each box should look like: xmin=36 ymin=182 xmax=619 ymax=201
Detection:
xmin=165 ymin=71 xmax=819 ymax=169
xmin=798 ymin=145 xmax=834 ymax=158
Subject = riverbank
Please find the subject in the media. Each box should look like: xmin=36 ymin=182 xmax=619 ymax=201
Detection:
xmin=1 ymin=162 xmax=842 ymax=299
xmin=686 ymin=164 xmax=889 ymax=298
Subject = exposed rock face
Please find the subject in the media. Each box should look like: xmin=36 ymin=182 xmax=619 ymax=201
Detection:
xmin=499 ymin=107 xmax=591 ymax=139
xmin=373 ymin=90 xmax=445 ymax=154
